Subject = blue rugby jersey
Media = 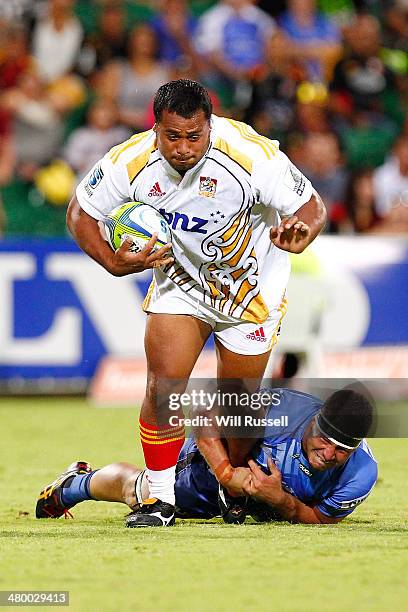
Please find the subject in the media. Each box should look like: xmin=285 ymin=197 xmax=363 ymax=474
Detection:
xmin=174 ymin=389 xmax=378 ymax=520
xmin=254 ymin=389 xmax=378 ymax=518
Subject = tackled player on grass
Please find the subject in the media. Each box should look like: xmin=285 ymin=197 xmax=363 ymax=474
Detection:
xmin=36 ymin=389 xmax=377 ymax=526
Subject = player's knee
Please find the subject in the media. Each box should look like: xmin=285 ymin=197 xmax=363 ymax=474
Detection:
xmin=144 ymin=372 xmax=187 ymax=404
xmin=144 ymin=373 xmax=159 ymax=402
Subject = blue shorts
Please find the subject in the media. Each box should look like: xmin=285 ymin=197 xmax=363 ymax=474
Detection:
xmin=174 ymin=438 xmax=220 ymax=519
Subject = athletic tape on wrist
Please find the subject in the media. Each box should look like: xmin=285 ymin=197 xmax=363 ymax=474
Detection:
xmin=214 ymin=460 xmax=233 ymax=484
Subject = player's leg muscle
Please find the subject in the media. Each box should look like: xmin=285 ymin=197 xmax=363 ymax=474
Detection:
xmin=141 ymin=313 xmax=212 ymax=423
xmin=215 ymin=340 xmax=271 ymax=466
xmin=89 ymin=462 xmax=142 ymax=508
xmin=215 ymin=341 xmax=271 ymax=379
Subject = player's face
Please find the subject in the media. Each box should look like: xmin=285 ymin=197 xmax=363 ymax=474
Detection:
xmin=154 ymin=109 xmax=211 ymax=175
xmin=303 ymin=418 xmax=355 ymax=471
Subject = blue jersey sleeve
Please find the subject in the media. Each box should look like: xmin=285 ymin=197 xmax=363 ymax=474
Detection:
xmin=316 ymin=446 xmax=378 ymax=519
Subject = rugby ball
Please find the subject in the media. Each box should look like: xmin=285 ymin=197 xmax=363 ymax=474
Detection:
xmin=104 ymin=202 xmax=169 ymax=253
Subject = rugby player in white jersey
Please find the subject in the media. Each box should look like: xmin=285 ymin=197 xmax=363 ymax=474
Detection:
xmin=67 ymin=79 xmax=327 ymax=527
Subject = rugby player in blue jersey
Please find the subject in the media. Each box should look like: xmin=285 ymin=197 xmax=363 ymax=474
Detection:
xmin=36 ymin=389 xmax=377 ymax=525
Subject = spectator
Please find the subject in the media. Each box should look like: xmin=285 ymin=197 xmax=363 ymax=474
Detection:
xmin=0 ymin=24 xmax=35 ymax=90
xmin=373 ymin=135 xmax=408 ymax=219
xmin=295 ymin=83 xmax=333 ymax=134
xmin=370 ymin=135 xmax=408 ymax=231
xmin=97 ymin=23 xmax=170 ymax=131
xmin=383 ymin=0 xmax=408 ymax=53
xmin=195 ymin=0 xmax=275 ymax=108
xmin=297 ymin=132 xmax=349 ymax=232
xmin=46 ymin=71 xmax=87 ymax=116
xmin=345 ymin=169 xmax=378 ymax=233
xmin=63 ymin=99 xmax=130 ymax=179
xmin=79 ymin=1 xmax=129 ymax=77
xmin=150 ymin=0 xmax=201 ymax=71
xmin=330 ymin=14 xmax=401 ymax=123
xmin=1 ymin=70 xmax=63 ymax=180
xmin=330 ymin=13 xmax=403 ymax=168
xmin=32 ymin=0 xmax=83 ymax=83
xmin=318 ymin=0 xmax=356 ymax=28
xmin=279 ymin=0 xmax=342 ymax=82
xmin=368 ymin=204 xmax=408 ymax=233
xmin=285 ymin=131 xmax=307 ymax=169
xmin=257 ymin=0 xmax=286 ymax=18
xmin=0 ymin=0 xmax=45 ymax=26
xmin=0 ymin=109 xmax=16 ymax=235
xmin=245 ymin=29 xmax=303 ymax=142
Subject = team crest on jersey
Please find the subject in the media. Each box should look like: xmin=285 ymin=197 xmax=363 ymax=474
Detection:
xmin=199 ymin=176 xmax=217 ymax=198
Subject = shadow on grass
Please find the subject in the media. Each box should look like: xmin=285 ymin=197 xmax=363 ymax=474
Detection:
xmin=1 ymin=518 xmax=407 ymax=540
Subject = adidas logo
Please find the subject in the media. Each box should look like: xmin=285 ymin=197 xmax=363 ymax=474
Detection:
xmin=148 ymin=182 xmax=166 ymax=197
xmin=246 ymin=327 xmax=267 ymax=342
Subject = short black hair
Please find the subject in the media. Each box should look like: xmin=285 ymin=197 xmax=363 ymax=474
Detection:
xmin=153 ymin=79 xmax=212 ymax=123
xmin=318 ymin=389 xmax=374 ymax=448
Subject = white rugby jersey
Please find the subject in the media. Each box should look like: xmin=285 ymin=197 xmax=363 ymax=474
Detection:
xmin=76 ymin=116 xmax=313 ymax=324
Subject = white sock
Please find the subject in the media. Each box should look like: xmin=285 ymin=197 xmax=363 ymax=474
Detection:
xmin=146 ymin=466 xmax=176 ymax=505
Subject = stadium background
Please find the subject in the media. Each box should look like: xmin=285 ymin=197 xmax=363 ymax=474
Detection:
xmin=0 ymin=2 xmax=407 ymax=610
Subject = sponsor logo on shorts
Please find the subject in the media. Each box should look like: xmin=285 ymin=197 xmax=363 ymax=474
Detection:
xmin=199 ymin=176 xmax=217 ymax=198
xmin=246 ymin=327 xmax=267 ymax=342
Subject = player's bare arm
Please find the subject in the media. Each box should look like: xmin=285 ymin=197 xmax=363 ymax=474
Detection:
xmin=197 ymin=437 xmax=251 ymax=497
xmin=66 ymin=196 xmax=174 ymax=276
xmin=242 ymin=458 xmax=341 ymax=525
xmin=270 ymin=191 xmax=327 ymax=254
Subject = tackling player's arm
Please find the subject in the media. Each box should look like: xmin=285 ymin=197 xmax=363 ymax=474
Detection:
xmin=196 ymin=437 xmax=250 ymax=497
xmin=270 ymin=191 xmax=327 ymax=255
xmin=242 ymin=457 xmax=342 ymax=524
xmin=66 ymin=196 xmax=174 ymax=276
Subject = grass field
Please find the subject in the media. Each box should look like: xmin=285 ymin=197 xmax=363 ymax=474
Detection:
xmin=1 ymin=398 xmax=407 ymax=612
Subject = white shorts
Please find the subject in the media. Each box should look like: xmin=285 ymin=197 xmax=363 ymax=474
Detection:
xmin=143 ymin=280 xmax=287 ymax=356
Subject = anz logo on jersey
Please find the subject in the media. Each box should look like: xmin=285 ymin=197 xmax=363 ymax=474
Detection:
xmin=159 ymin=208 xmax=209 ymax=234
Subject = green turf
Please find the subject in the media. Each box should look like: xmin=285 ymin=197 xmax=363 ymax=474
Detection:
xmin=1 ymin=399 xmax=407 ymax=611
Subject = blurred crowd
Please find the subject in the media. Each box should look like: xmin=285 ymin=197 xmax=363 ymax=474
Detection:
xmin=0 ymin=0 xmax=407 ymax=237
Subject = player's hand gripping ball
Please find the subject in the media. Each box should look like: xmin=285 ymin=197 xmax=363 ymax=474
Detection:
xmin=104 ymin=202 xmax=170 ymax=253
